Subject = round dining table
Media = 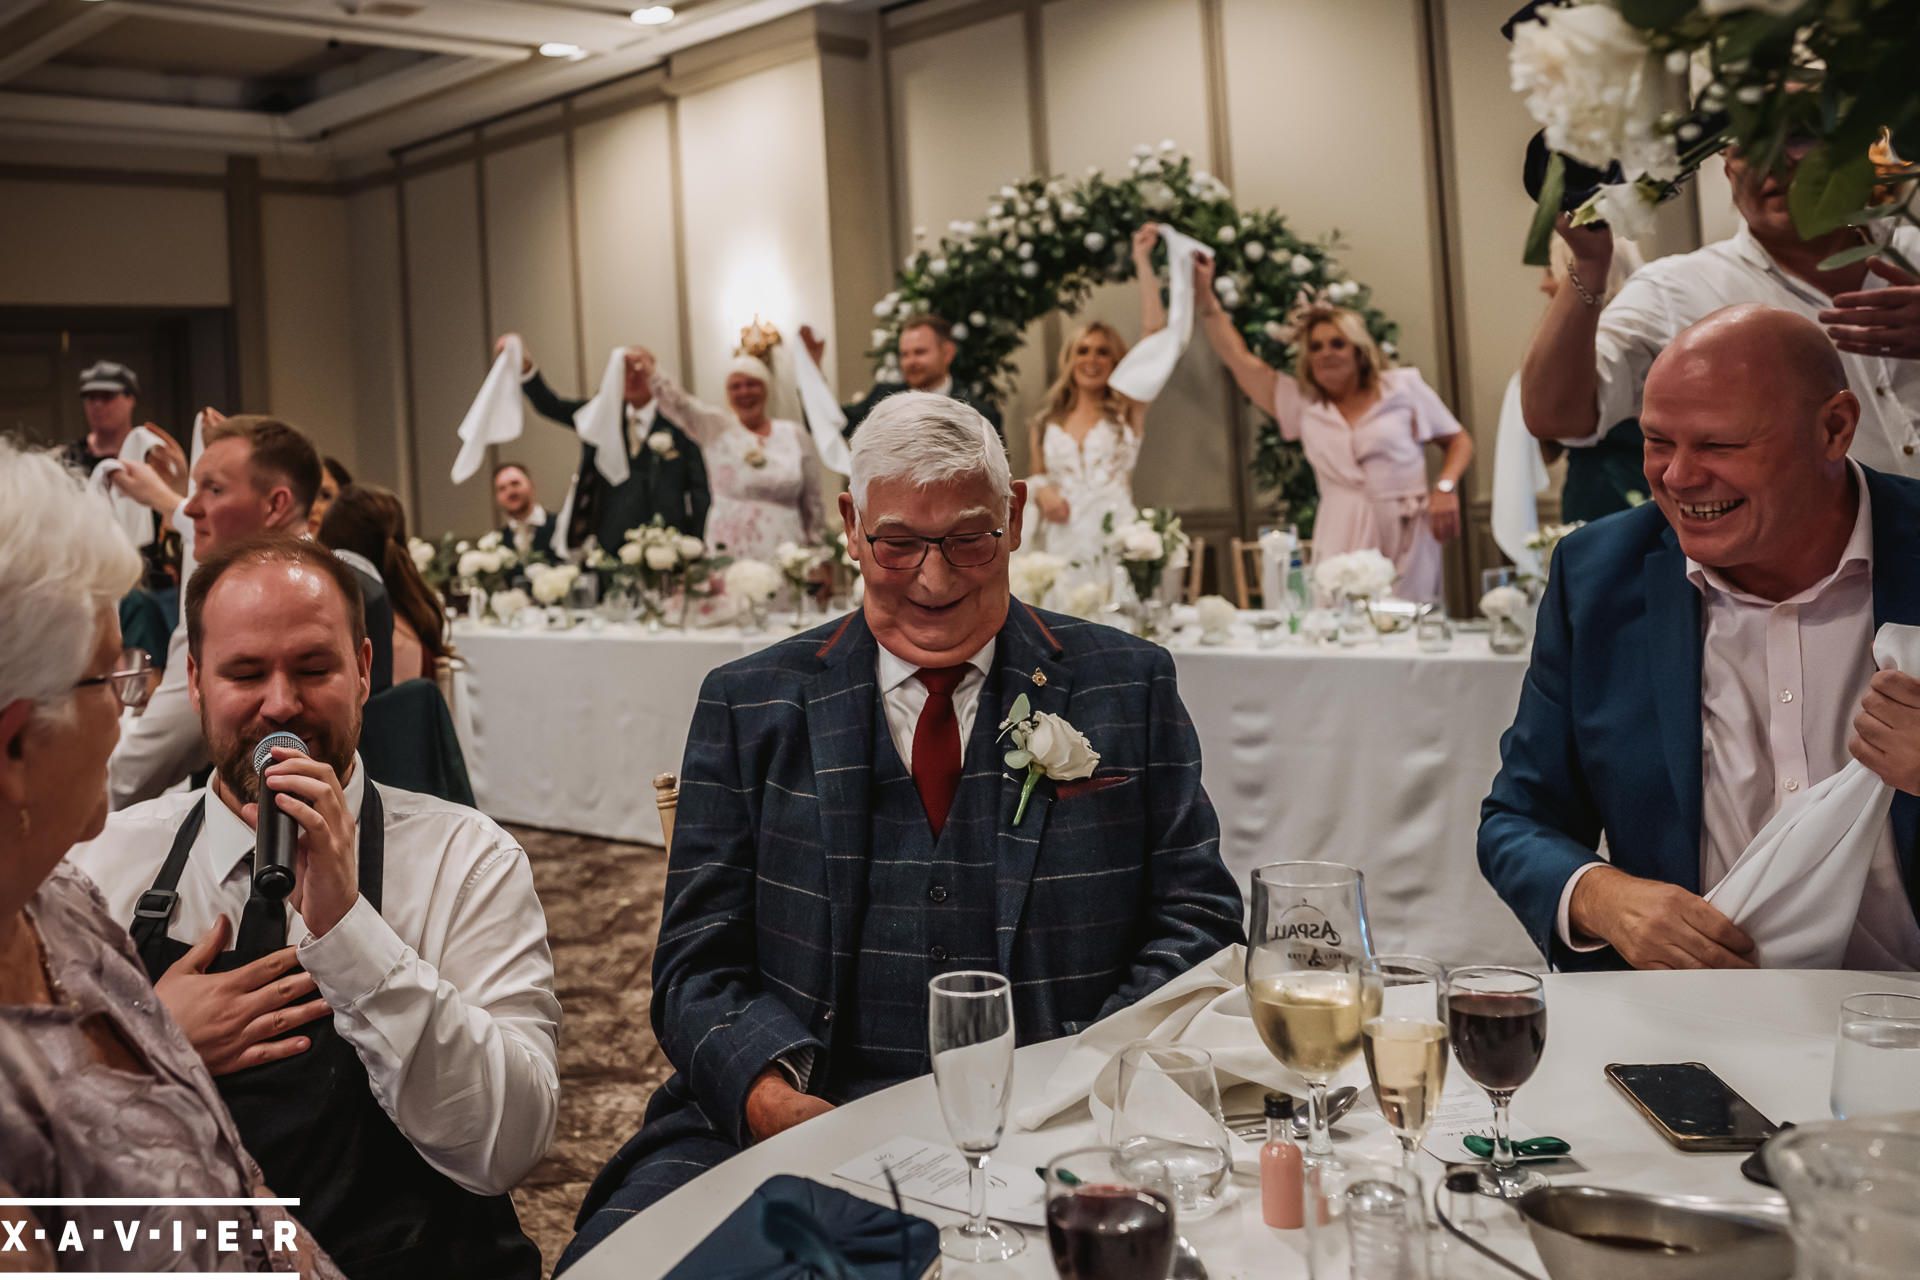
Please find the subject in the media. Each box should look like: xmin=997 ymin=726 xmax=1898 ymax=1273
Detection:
xmin=559 ymin=968 xmax=1916 ymax=1279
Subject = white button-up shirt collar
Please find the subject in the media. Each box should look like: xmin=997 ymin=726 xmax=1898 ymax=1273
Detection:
xmin=876 ymin=638 xmax=996 ymax=772
xmin=70 ymin=759 xmax=561 ymax=1194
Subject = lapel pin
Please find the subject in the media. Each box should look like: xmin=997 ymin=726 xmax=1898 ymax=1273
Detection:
xmin=1032 ymin=670 xmax=1047 ymax=687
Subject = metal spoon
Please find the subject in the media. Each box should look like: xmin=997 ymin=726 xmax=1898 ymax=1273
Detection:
xmin=1227 ymin=1086 xmax=1361 ymax=1140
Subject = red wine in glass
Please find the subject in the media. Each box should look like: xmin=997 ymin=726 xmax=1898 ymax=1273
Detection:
xmin=1044 ymin=1184 xmax=1175 ymax=1280
xmin=1449 ymin=992 xmax=1546 ymax=1092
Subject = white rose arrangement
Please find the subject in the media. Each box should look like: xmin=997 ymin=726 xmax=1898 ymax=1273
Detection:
xmin=488 ymin=588 xmax=531 ymax=623
xmin=723 ymin=558 xmax=782 ymax=605
xmin=1195 ymin=594 xmax=1238 ymax=641
xmin=997 ymin=692 xmax=1100 ymax=825
xmin=646 ymin=430 xmax=678 ymax=458
xmin=1523 ymin=520 xmax=1586 ymax=573
xmin=776 ymin=541 xmax=826 ymax=587
xmin=409 ymin=537 xmax=436 ymax=574
xmin=1064 ymin=581 xmax=1109 ymax=621
xmin=1313 ymin=549 xmax=1397 ymax=602
xmin=1103 ymin=507 xmax=1189 ymax=604
xmin=454 ymin=532 xmax=520 ymax=594
xmin=1480 ymin=585 xmax=1532 ymax=622
xmin=1008 ymin=551 xmax=1066 ymax=605
xmin=527 ymin=562 xmax=582 ymax=606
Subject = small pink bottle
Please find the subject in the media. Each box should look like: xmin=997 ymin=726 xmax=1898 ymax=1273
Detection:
xmin=1260 ymin=1092 xmax=1305 ymax=1229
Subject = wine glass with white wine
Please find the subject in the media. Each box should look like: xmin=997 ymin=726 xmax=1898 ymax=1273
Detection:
xmin=1246 ymin=862 xmax=1376 ymax=1160
xmin=1360 ymin=955 xmax=1449 ymax=1174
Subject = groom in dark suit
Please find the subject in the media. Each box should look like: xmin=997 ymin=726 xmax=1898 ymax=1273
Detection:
xmin=494 ymin=334 xmax=711 ymax=550
xmin=1481 ymin=305 xmax=1920 ymax=973
xmin=560 ymin=392 xmax=1242 ymax=1269
xmin=801 ymin=312 xmax=1006 ymax=440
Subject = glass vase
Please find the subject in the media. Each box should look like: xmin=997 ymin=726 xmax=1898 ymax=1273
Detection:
xmin=1338 ymin=595 xmax=1373 ymax=646
xmin=1487 ymin=613 xmax=1530 ymax=655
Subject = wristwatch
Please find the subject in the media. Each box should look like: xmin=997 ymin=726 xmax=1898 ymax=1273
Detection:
xmin=1434 ymin=478 xmax=1457 ymax=494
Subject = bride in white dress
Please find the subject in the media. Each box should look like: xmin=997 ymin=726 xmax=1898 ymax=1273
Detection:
xmin=1026 ymin=227 xmax=1167 ymax=599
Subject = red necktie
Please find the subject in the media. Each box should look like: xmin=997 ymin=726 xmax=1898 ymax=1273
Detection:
xmin=911 ymin=666 xmax=970 ymax=839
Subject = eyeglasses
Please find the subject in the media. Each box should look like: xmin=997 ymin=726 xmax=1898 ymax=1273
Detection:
xmin=863 ymin=527 xmax=1004 ymax=571
xmin=73 ymin=648 xmax=155 ymax=710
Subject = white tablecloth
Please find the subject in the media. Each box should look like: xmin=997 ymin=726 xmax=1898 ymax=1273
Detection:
xmin=563 ymin=968 xmax=1906 ymax=1280
xmin=452 ymin=619 xmax=1538 ymax=965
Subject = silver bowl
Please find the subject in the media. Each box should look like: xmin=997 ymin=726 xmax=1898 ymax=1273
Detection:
xmin=1516 ymin=1185 xmax=1793 ymax=1280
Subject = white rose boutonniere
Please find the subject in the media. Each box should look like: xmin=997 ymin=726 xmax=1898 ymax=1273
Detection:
xmin=647 ymin=430 xmax=678 ymax=459
xmin=997 ymin=693 xmax=1100 ymax=824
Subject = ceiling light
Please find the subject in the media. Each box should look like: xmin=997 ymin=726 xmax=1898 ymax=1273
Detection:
xmin=631 ymin=6 xmax=675 ymax=24
xmin=538 ymin=42 xmax=587 ymax=59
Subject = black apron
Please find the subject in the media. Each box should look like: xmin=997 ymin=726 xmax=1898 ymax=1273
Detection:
xmin=131 ymin=788 xmax=541 ymax=1280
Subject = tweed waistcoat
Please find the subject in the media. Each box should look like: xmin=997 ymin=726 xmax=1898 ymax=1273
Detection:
xmin=830 ymin=668 xmax=1003 ymax=1101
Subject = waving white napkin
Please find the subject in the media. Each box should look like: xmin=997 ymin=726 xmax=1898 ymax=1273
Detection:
xmin=452 ymin=336 xmax=526 ymax=485
xmin=1706 ymin=623 xmax=1920 ymax=968
xmin=1109 ymin=224 xmax=1209 ymax=404
xmin=571 ymin=348 xmax=632 ymax=487
xmin=1490 ymin=373 xmax=1548 ymax=578
xmin=786 ymin=344 xmax=852 ymax=477
xmin=1013 ymin=945 xmax=1308 ymax=1132
xmin=87 ymin=425 xmax=168 ymax=549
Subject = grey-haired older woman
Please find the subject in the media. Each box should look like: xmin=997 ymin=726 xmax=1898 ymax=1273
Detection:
xmin=0 ymin=438 xmax=338 ymax=1275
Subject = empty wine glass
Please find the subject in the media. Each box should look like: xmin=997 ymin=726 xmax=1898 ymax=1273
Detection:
xmin=1360 ymin=955 xmax=1449 ymax=1176
xmin=1446 ymin=966 xmax=1547 ymax=1199
xmin=1246 ymin=861 xmax=1376 ymax=1160
xmin=929 ymin=970 xmax=1024 ymax=1262
xmin=1110 ymin=1043 xmax=1232 ymax=1216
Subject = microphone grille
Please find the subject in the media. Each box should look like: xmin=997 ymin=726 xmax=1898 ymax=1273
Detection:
xmin=251 ymin=732 xmax=309 ymax=774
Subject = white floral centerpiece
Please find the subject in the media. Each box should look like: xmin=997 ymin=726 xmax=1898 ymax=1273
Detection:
xmin=456 ymin=531 xmax=521 ymax=596
xmin=488 ymin=587 xmax=531 ymax=624
xmin=527 ymin=562 xmax=581 ymax=606
xmin=1102 ymin=507 xmax=1189 ymax=643
xmin=1480 ymin=584 xmax=1537 ymax=656
xmin=1312 ymin=549 xmax=1398 ymax=603
xmin=1064 ymin=581 xmax=1110 ymax=621
xmin=616 ymin=519 xmax=717 ymax=627
xmin=1008 ymin=550 xmax=1066 ymax=607
xmin=1509 ymin=1 xmax=1919 ymax=268
xmin=1195 ymin=594 xmax=1238 ymax=645
xmin=1523 ymin=520 xmax=1586 ymax=575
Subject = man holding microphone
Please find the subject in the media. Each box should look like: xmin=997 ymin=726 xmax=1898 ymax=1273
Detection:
xmin=74 ymin=534 xmax=559 ymax=1278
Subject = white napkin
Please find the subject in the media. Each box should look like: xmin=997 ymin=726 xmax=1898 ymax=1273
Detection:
xmin=549 ymin=471 xmax=579 ymax=559
xmin=786 ymin=343 xmax=853 ymax=477
xmin=1490 ymin=373 xmax=1547 ymax=579
xmin=571 ymin=348 xmax=632 ymax=487
xmin=451 ymin=336 xmax=526 ymax=485
xmin=1013 ymin=945 xmax=1307 ymax=1132
xmin=1109 ymin=224 xmax=1210 ymax=404
xmin=87 ymin=425 xmax=167 ymax=548
xmin=1706 ymin=623 xmax=1920 ymax=968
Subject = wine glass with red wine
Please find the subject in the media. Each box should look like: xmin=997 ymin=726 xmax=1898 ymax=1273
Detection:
xmin=1446 ymin=966 xmax=1547 ymax=1198
xmin=1043 ymin=1146 xmax=1176 ymax=1280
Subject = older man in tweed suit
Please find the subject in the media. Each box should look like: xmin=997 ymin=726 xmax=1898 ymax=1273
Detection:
xmin=560 ymin=392 xmax=1243 ymax=1270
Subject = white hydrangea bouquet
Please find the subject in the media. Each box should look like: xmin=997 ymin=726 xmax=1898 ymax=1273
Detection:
xmin=1008 ymin=550 xmax=1067 ymax=607
xmin=722 ymin=558 xmax=782 ymax=630
xmin=1312 ymin=549 xmax=1398 ymax=604
xmin=1103 ymin=507 xmax=1190 ymax=605
xmin=1509 ymin=1 xmax=1918 ymax=268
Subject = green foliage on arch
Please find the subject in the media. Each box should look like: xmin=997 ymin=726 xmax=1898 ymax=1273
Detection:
xmin=862 ymin=143 xmax=1402 ymax=531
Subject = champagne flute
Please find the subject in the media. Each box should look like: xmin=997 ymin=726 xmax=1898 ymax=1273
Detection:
xmin=1446 ymin=966 xmax=1547 ymax=1199
xmin=1360 ymin=955 xmax=1449 ymax=1174
xmin=929 ymin=970 xmax=1025 ymax=1262
xmin=1246 ymin=861 xmax=1376 ymax=1159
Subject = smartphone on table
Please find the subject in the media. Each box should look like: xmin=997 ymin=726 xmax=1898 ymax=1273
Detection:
xmin=1604 ymin=1062 xmax=1779 ymax=1152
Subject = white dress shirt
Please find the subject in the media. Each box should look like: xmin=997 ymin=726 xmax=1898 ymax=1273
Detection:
xmin=876 ymin=638 xmax=997 ymax=771
xmin=506 ymin=502 xmax=549 ymax=557
xmin=1585 ymin=223 xmax=1920 ymax=477
xmin=107 ymin=619 xmax=205 ymax=810
xmin=72 ymin=756 xmax=562 ymax=1194
xmin=1557 ymin=465 xmax=1920 ymax=966
xmin=625 ymin=400 xmax=659 ymax=459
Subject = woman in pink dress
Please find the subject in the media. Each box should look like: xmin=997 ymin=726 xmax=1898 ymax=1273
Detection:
xmin=1195 ymin=258 xmax=1473 ymax=603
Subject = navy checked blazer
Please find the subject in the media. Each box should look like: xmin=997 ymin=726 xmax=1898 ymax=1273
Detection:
xmin=649 ymin=599 xmax=1245 ymax=1147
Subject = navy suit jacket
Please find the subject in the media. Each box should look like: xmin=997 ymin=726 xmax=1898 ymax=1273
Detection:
xmin=650 ymin=601 xmax=1244 ymax=1147
xmin=1480 ymin=466 xmax=1920 ymax=970
xmin=521 ymin=370 xmax=712 ymax=546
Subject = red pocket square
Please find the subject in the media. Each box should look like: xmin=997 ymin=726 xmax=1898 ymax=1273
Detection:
xmin=1054 ymin=774 xmax=1133 ymax=800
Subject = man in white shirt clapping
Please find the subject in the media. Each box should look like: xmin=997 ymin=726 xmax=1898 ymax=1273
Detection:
xmin=74 ymin=534 xmax=559 ymax=1279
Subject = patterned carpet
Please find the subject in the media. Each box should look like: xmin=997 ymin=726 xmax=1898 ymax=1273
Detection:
xmin=506 ymin=824 xmax=672 ymax=1277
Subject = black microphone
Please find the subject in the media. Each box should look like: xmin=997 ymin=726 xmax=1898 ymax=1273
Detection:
xmin=251 ymin=731 xmax=307 ymax=901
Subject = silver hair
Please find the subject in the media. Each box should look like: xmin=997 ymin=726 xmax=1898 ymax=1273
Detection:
xmin=0 ymin=436 xmax=141 ymax=715
xmin=849 ymin=391 xmax=1010 ymax=512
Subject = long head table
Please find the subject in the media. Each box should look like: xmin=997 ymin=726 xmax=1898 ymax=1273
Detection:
xmin=449 ymin=618 xmax=1541 ymax=966
xmin=560 ymin=969 xmax=1903 ymax=1280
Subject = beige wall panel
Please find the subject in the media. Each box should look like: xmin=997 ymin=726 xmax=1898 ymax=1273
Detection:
xmin=886 ymin=13 xmax=1049 ymax=470
xmin=402 ymin=162 xmax=494 ymax=537
xmin=1221 ymin=0 xmax=1442 ymax=383
xmin=482 ymin=135 xmax=584 ymax=511
xmin=820 ymin=40 xmax=897 ymax=401
xmin=572 ymin=98 xmax=684 ymax=382
xmin=260 ymin=194 xmax=358 ymax=466
xmin=345 ymin=187 xmax=409 ymax=495
xmin=1040 ymin=0 xmax=1224 ymax=513
xmin=0 ymin=180 xmax=228 ymax=307
xmin=676 ymin=57 xmax=835 ymax=408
